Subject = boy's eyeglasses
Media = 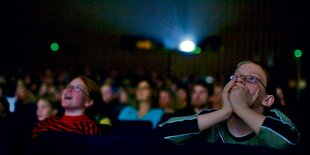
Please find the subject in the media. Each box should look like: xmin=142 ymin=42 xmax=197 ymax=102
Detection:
xmin=229 ymin=74 xmax=266 ymax=88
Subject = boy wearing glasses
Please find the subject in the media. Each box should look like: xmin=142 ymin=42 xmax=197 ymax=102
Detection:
xmin=158 ymin=60 xmax=299 ymax=150
xmin=32 ymin=76 xmax=101 ymax=141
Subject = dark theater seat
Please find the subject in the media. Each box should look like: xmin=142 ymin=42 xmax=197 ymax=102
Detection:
xmin=114 ymin=120 xmax=153 ymax=128
xmin=30 ymin=130 xmax=303 ymax=155
xmin=31 ymin=131 xmax=175 ymax=155
xmin=113 ymin=120 xmax=155 ymax=136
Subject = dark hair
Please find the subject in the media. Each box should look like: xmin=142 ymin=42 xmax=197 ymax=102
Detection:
xmin=159 ymin=87 xmax=176 ymax=100
xmin=37 ymin=96 xmax=61 ymax=110
xmin=192 ymin=78 xmax=214 ymax=96
xmin=159 ymin=87 xmax=173 ymax=94
xmin=137 ymin=78 xmax=156 ymax=90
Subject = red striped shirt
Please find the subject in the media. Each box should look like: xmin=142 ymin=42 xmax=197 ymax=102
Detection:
xmin=32 ymin=114 xmax=101 ymax=140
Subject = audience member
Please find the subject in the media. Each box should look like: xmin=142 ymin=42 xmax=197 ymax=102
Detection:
xmin=174 ymin=79 xmax=213 ymax=116
xmin=36 ymin=97 xmax=59 ymax=121
xmin=32 ymin=76 xmax=101 ymax=141
xmin=118 ymin=79 xmax=163 ymax=128
xmin=158 ymin=60 xmax=300 ymax=150
xmin=174 ymin=85 xmax=190 ymax=111
xmin=208 ymin=82 xmax=223 ymax=110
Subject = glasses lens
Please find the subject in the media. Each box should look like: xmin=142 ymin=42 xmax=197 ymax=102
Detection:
xmin=229 ymin=74 xmax=265 ymax=88
xmin=74 ymin=86 xmax=81 ymax=92
xmin=245 ymin=75 xmax=257 ymax=83
xmin=229 ymin=75 xmax=235 ymax=80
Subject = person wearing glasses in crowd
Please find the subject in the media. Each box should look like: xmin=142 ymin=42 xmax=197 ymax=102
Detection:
xmin=32 ymin=76 xmax=101 ymax=141
xmin=158 ymin=60 xmax=300 ymax=150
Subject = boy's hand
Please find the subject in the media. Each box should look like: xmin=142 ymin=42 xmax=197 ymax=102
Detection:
xmin=229 ymin=82 xmax=260 ymax=110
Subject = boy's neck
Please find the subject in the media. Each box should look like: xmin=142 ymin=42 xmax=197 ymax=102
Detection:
xmin=227 ymin=116 xmax=254 ymax=137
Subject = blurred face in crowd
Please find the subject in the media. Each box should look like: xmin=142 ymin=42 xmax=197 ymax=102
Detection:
xmin=61 ymin=78 xmax=91 ymax=111
xmin=16 ymin=84 xmax=27 ymax=100
xmin=36 ymin=99 xmax=57 ymax=121
xmin=208 ymin=85 xmax=223 ymax=109
xmin=101 ymin=84 xmax=113 ymax=103
xmin=159 ymin=91 xmax=172 ymax=108
xmin=191 ymin=85 xmax=209 ymax=108
xmin=118 ymin=89 xmax=129 ymax=104
xmin=136 ymin=81 xmax=152 ymax=103
xmin=175 ymin=88 xmax=189 ymax=109
xmin=177 ymin=88 xmax=187 ymax=102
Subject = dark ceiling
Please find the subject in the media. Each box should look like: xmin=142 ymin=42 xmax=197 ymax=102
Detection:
xmin=1 ymin=0 xmax=308 ymax=73
xmin=2 ymin=0 xmax=307 ymax=48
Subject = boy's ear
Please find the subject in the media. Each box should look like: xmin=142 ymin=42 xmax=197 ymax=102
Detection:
xmin=85 ymin=99 xmax=94 ymax=108
xmin=262 ymin=95 xmax=274 ymax=107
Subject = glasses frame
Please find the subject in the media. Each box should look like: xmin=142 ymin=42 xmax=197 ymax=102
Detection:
xmin=65 ymin=84 xmax=89 ymax=96
xmin=230 ymin=74 xmax=266 ymax=88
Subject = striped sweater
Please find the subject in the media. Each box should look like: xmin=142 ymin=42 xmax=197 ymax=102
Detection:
xmin=32 ymin=114 xmax=101 ymax=140
xmin=158 ymin=108 xmax=300 ymax=150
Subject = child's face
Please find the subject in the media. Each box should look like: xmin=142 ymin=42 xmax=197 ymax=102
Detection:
xmin=233 ymin=63 xmax=267 ymax=107
xmin=61 ymin=78 xmax=89 ymax=110
xmin=36 ymin=99 xmax=54 ymax=121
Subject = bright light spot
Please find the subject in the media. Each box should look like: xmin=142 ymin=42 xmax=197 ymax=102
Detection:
xmin=179 ymin=40 xmax=195 ymax=52
xmin=294 ymin=49 xmax=302 ymax=58
xmin=136 ymin=40 xmax=152 ymax=50
xmin=50 ymin=42 xmax=59 ymax=52
xmin=298 ymin=79 xmax=307 ymax=89
xmin=193 ymin=47 xmax=201 ymax=54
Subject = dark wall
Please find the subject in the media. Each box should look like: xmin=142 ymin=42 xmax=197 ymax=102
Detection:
xmin=1 ymin=0 xmax=307 ymax=83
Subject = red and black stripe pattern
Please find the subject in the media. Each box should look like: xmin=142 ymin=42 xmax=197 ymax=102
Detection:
xmin=32 ymin=114 xmax=101 ymax=140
